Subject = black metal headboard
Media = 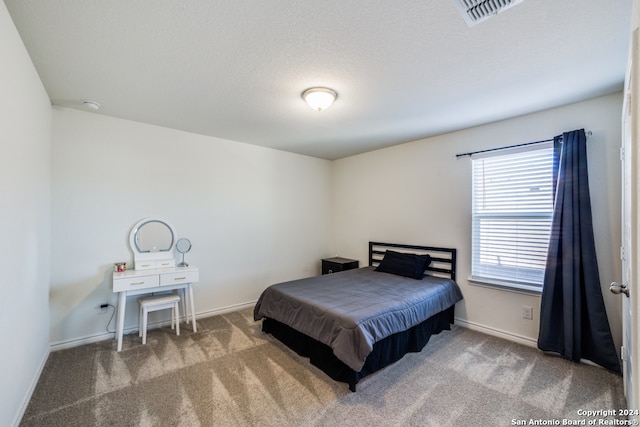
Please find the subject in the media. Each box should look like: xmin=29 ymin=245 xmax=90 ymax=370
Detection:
xmin=368 ymin=241 xmax=457 ymax=281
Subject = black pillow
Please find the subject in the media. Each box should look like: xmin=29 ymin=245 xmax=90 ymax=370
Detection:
xmin=374 ymin=250 xmax=432 ymax=279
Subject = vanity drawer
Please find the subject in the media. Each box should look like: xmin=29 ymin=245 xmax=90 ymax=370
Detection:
xmin=160 ymin=270 xmax=199 ymax=286
xmin=135 ymin=259 xmax=176 ymax=270
xmin=113 ymin=274 xmax=160 ymax=292
xmin=156 ymin=259 xmax=176 ymax=269
xmin=135 ymin=261 xmax=157 ymax=270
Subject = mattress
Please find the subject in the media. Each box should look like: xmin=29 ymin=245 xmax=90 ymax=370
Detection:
xmin=254 ymin=266 xmax=463 ymax=371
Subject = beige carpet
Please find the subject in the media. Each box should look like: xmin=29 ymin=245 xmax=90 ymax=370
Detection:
xmin=21 ymin=307 xmax=626 ymax=426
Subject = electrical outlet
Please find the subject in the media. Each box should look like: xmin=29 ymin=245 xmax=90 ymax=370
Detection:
xmin=522 ymin=305 xmax=533 ymax=320
xmin=97 ymin=303 xmax=108 ymax=314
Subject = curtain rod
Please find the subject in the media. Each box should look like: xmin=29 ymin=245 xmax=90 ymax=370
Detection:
xmin=455 ymin=130 xmax=592 ymax=159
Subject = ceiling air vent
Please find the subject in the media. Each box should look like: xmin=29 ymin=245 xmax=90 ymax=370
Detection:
xmin=452 ymin=0 xmax=524 ymax=27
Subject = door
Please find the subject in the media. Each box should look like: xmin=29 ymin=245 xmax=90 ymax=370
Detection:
xmin=616 ymin=27 xmax=639 ymax=409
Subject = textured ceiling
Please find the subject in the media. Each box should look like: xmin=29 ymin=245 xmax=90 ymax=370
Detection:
xmin=4 ymin=0 xmax=633 ymax=160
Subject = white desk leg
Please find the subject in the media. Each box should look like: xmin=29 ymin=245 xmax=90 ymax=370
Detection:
xmin=116 ymin=291 xmax=126 ymax=351
xmin=188 ymin=283 xmax=197 ymax=332
xmin=181 ymin=288 xmax=189 ymax=324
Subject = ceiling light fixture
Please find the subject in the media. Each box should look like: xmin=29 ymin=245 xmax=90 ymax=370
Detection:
xmin=302 ymin=87 xmax=337 ymax=112
xmin=82 ymin=100 xmax=101 ymax=110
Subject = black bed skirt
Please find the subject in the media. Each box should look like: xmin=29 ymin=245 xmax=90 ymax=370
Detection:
xmin=261 ymin=305 xmax=455 ymax=392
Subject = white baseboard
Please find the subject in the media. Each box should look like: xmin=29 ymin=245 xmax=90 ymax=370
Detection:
xmin=49 ymin=301 xmax=258 ymax=352
xmin=51 ymin=304 xmax=537 ymax=353
xmin=195 ymin=301 xmax=256 ymax=318
xmin=13 ymin=346 xmax=49 ymax=427
xmin=50 ymin=331 xmax=116 ymax=351
xmin=454 ymin=317 xmax=538 ymax=348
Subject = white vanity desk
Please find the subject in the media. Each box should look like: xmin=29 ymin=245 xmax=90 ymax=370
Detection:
xmin=113 ymin=217 xmax=198 ymax=352
xmin=113 ymin=266 xmax=199 ymax=351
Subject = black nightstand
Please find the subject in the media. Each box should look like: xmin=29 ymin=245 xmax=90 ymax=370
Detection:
xmin=322 ymin=257 xmax=359 ymax=274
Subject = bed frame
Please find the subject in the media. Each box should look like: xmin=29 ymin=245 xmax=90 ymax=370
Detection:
xmin=261 ymin=241 xmax=458 ymax=392
xmin=369 ymin=241 xmax=457 ymax=280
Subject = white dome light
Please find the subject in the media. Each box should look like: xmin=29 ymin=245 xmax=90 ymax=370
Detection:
xmin=302 ymin=87 xmax=337 ymax=112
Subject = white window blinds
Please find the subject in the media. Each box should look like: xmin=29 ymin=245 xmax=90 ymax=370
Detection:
xmin=471 ymin=145 xmax=554 ymax=289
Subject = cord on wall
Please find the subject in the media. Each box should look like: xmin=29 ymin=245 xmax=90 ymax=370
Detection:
xmin=104 ymin=304 xmax=116 ymax=334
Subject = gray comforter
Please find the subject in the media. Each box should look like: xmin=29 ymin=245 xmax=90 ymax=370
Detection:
xmin=254 ymin=267 xmax=463 ymax=372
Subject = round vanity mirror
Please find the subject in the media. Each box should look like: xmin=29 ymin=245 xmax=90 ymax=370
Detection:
xmin=129 ymin=218 xmax=177 ymax=270
xmin=134 ymin=220 xmax=175 ymax=253
xmin=176 ymin=238 xmax=192 ymax=267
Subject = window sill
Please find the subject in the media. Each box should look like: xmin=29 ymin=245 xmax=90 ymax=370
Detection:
xmin=468 ymin=276 xmax=542 ymax=296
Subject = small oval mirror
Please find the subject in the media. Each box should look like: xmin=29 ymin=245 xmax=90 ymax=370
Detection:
xmin=176 ymin=238 xmax=192 ymax=254
xmin=176 ymin=238 xmax=191 ymax=267
xmin=135 ymin=220 xmax=174 ymax=253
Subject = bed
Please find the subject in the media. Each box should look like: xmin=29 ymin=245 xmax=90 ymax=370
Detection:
xmin=253 ymin=242 xmax=463 ymax=391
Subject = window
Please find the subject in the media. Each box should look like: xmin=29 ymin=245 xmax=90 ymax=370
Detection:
xmin=471 ymin=145 xmax=554 ymax=292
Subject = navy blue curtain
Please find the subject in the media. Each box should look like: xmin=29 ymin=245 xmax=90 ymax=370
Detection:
xmin=537 ymin=129 xmax=620 ymax=373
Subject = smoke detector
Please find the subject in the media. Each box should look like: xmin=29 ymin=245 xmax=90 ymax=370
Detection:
xmin=82 ymin=100 xmax=101 ymax=110
xmin=452 ymin=0 xmax=524 ymax=27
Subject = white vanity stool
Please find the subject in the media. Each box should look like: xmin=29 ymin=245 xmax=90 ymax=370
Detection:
xmin=138 ymin=294 xmax=181 ymax=344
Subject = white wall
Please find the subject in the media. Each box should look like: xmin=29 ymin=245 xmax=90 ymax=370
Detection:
xmin=50 ymin=107 xmax=332 ymax=346
xmin=332 ymin=93 xmax=623 ymax=352
xmin=0 ymin=3 xmax=52 ymax=426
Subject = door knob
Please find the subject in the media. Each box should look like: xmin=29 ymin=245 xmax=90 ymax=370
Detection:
xmin=610 ymin=281 xmax=630 ymax=297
